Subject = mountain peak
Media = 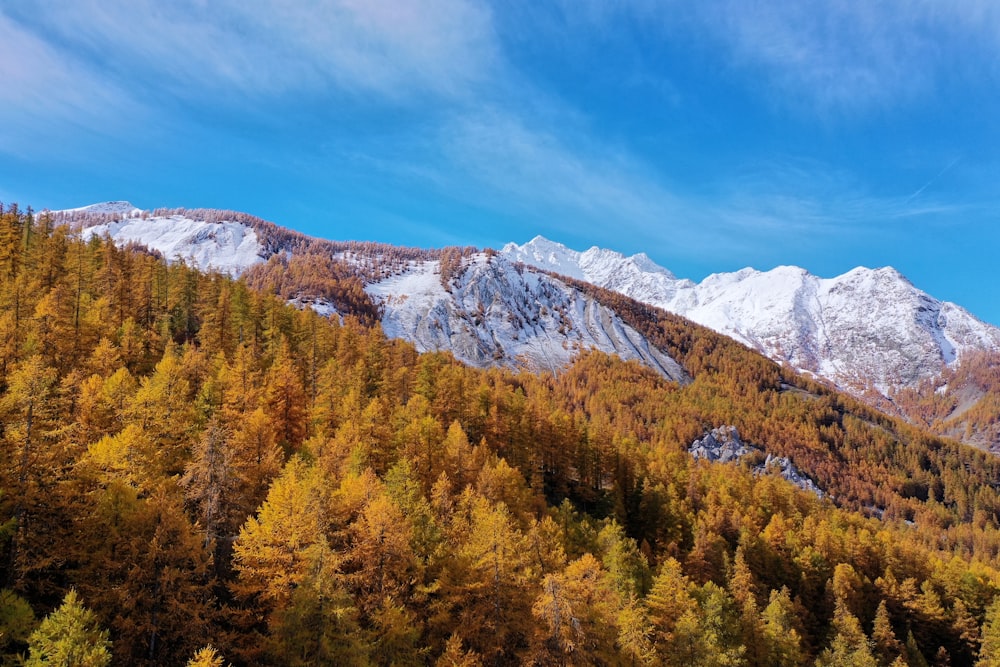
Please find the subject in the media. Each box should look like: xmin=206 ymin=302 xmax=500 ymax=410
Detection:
xmin=501 ymin=235 xmax=1000 ymax=398
xmin=836 ymin=265 xmax=913 ymax=289
xmin=629 ymin=252 xmax=672 ymax=276
xmin=505 ymin=237 xmax=679 ymax=283
xmin=57 ymin=201 xmax=141 ymax=216
xmin=502 ymin=236 xmax=584 ymax=280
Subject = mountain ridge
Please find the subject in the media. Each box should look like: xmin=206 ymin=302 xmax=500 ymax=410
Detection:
xmin=51 ymin=202 xmax=1000 ymax=448
xmin=51 ymin=204 xmax=689 ymax=382
xmin=502 ymin=235 xmax=1000 ymax=398
xmin=10 ymin=199 xmax=1000 ymax=665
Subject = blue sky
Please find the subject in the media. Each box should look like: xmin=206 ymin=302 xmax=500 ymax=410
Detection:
xmin=3 ymin=1 xmax=1000 ymax=322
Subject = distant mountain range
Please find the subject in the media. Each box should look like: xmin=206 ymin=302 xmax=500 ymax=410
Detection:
xmin=502 ymin=236 xmax=1000 ymax=398
xmin=54 ymin=202 xmax=1000 ymax=449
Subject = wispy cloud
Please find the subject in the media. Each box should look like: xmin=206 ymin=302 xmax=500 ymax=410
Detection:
xmin=447 ymin=110 xmax=984 ymax=258
xmin=1 ymin=0 xmax=503 ymax=168
xmin=666 ymin=0 xmax=1000 ymax=115
xmin=0 ymin=14 xmax=143 ymax=156
xmin=6 ymin=0 xmax=499 ymax=101
xmin=442 ymin=110 xmax=691 ymax=238
xmin=432 ymin=111 xmax=930 ymax=258
xmin=716 ymin=157 xmax=975 ymax=232
xmin=904 ymin=157 xmax=962 ymax=205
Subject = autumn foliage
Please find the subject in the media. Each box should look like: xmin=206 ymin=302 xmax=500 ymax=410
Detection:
xmin=2 ymin=203 xmax=1000 ymax=665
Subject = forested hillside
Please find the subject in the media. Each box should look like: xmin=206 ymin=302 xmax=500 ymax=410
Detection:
xmin=4 ymin=203 xmax=1000 ymax=666
xmin=893 ymin=350 xmax=1000 ymax=452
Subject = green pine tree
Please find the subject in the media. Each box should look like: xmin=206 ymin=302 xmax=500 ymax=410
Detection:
xmin=25 ymin=589 xmax=111 ymax=667
xmin=978 ymin=598 xmax=1000 ymax=667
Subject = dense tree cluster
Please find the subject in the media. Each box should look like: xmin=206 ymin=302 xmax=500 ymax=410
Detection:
xmin=53 ymin=207 xmax=479 ymax=318
xmin=894 ymin=350 xmax=1000 ymax=452
xmin=242 ymin=252 xmax=382 ymax=327
xmin=3 ymin=204 xmax=1000 ymax=665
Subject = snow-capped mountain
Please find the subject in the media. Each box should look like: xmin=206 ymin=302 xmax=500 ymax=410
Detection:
xmin=503 ymin=236 xmax=1000 ymax=396
xmin=368 ymin=253 xmax=686 ymax=380
xmin=59 ymin=203 xmax=1000 ymax=406
xmin=61 ymin=203 xmax=264 ymax=277
xmin=57 ymin=204 xmax=686 ymax=381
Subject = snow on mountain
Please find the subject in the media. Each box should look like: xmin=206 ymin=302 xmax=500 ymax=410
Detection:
xmin=366 ymin=253 xmax=687 ymax=381
xmin=503 ymin=235 xmax=677 ymax=285
xmin=67 ymin=202 xmax=1000 ymax=397
xmin=503 ymin=237 xmax=1000 ymax=396
xmin=57 ymin=201 xmax=142 ymax=216
xmin=75 ymin=207 xmax=264 ymax=277
xmin=63 ymin=205 xmax=686 ymax=379
xmin=501 ymin=235 xmax=587 ymax=280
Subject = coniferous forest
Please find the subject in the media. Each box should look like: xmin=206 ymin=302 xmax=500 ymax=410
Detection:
xmin=5 ymin=203 xmax=1000 ymax=666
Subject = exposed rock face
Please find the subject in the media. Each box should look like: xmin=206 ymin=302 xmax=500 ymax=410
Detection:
xmin=688 ymin=426 xmax=755 ymax=463
xmin=367 ymin=254 xmax=688 ymax=381
xmin=689 ymin=426 xmax=824 ymax=498
xmin=762 ymin=454 xmax=825 ymax=498
xmin=504 ymin=237 xmax=1000 ymax=398
xmin=65 ymin=205 xmax=688 ymax=381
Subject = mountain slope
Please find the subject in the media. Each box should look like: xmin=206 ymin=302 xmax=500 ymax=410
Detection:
xmin=58 ymin=203 xmax=265 ymax=277
xmin=53 ymin=205 xmax=686 ymax=381
xmin=56 ymin=203 xmax=1000 ymax=448
xmin=10 ymin=201 xmax=1000 ymax=666
xmin=503 ymin=236 xmax=1000 ymax=397
xmin=367 ymin=253 xmax=686 ymax=380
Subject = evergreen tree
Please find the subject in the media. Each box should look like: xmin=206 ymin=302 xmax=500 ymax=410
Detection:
xmin=0 ymin=588 xmax=34 ymax=661
xmin=873 ymin=600 xmax=905 ymax=666
xmin=0 ymin=355 xmax=64 ymax=591
xmin=186 ymin=645 xmax=225 ymax=667
xmin=444 ymin=492 xmax=534 ymax=662
xmin=597 ymin=520 xmax=652 ymax=600
xmin=25 ymin=590 xmax=111 ymax=667
xmin=436 ymin=634 xmax=482 ymax=667
xmin=617 ymin=597 xmax=656 ymax=666
xmin=181 ymin=416 xmax=241 ymax=573
xmin=978 ymin=598 xmax=1000 ymax=667
xmin=531 ymin=553 xmax=620 ymax=664
xmin=263 ymin=340 xmax=307 ymax=453
xmin=266 ymin=538 xmax=367 ymax=666
xmin=762 ymin=587 xmax=803 ymax=667
xmin=646 ymin=557 xmax=700 ymax=659
xmin=232 ymin=457 xmax=328 ymax=609
xmin=815 ymin=602 xmax=878 ymax=667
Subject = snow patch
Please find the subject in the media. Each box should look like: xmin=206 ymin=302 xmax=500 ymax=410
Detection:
xmin=289 ymin=297 xmax=340 ymax=320
xmin=80 ymin=214 xmax=263 ymax=277
xmin=367 ymin=253 xmax=687 ymax=381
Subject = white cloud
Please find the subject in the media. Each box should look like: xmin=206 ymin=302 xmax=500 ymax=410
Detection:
xmin=0 ymin=14 xmax=143 ymax=156
xmin=6 ymin=0 xmax=499 ymax=100
xmin=444 ymin=110 xmax=691 ymax=235
xmin=658 ymin=0 xmax=1000 ymax=115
